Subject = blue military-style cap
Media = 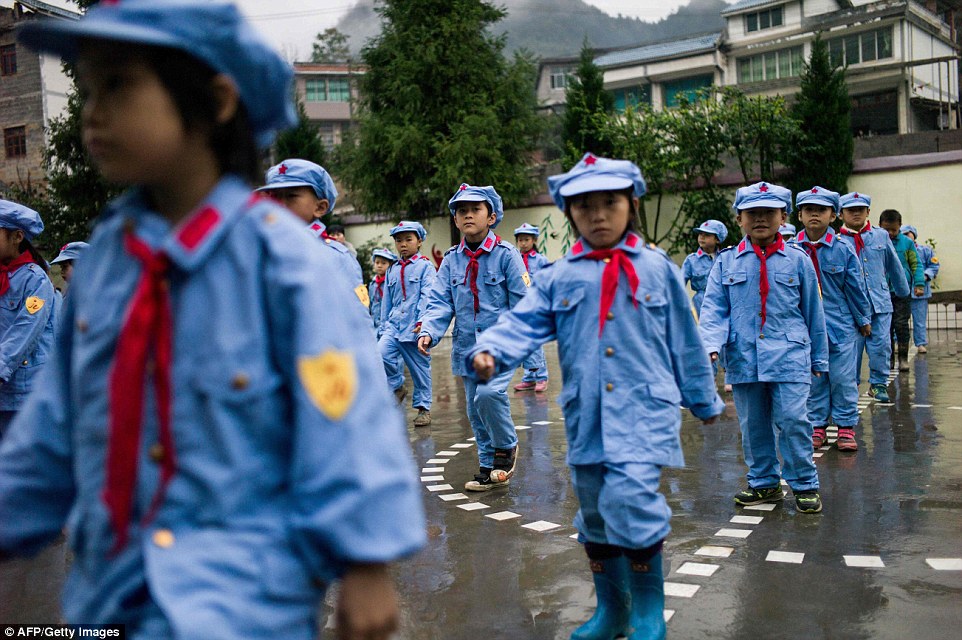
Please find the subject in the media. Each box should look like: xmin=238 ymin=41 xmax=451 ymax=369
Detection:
xmin=17 ymin=0 xmax=296 ymax=148
xmin=693 ymin=219 xmax=728 ymax=243
xmin=389 ymin=220 xmax=427 ymax=240
xmin=779 ymin=223 xmax=797 ymax=237
xmin=514 ymin=222 xmax=539 ymax=237
xmin=0 ymin=200 xmax=44 ymax=240
xmin=448 ymin=184 xmax=505 ymax=228
xmin=839 ymin=191 xmax=871 ymax=209
xmin=733 ymin=182 xmax=793 ymax=213
xmin=547 ymin=153 xmax=647 ymax=211
xmin=900 ymin=224 xmax=918 ymax=238
xmin=258 ymin=159 xmax=338 ymax=211
xmin=372 ymin=248 xmax=399 ymax=263
xmin=796 ymin=186 xmax=840 ymax=214
xmin=51 ymin=241 xmax=91 ymax=265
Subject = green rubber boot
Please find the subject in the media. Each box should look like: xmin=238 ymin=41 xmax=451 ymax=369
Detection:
xmin=626 ymin=552 xmax=666 ymax=640
xmin=571 ymin=556 xmax=630 ymax=640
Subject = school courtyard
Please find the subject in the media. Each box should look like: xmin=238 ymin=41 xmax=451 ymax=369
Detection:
xmin=2 ymin=333 xmax=961 ymax=639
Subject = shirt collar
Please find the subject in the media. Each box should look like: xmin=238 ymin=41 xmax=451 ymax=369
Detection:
xmin=735 ymin=235 xmax=786 ymax=258
xmin=797 ymin=229 xmax=836 ymax=246
xmin=457 ymin=230 xmax=498 ymax=254
xmin=567 ymin=231 xmax=643 ymax=261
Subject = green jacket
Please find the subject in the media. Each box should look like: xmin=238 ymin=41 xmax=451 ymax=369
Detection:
xmin=890 ymin=233 xmax=924 ymax=291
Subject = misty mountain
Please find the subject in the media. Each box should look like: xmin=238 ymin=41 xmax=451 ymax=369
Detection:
xmin=335 ymin=0 xmax=729 ymax=59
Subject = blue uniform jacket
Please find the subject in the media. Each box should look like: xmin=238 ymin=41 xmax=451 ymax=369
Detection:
xmin=522 ymin=250 xmax=551 ymax=277
xmin=793 ymin=230 xmax=871 ymax=344
xmin=0 ymin=262 xmax=55 ymax=411
xmin=913 ymin=243 xmax=939 ymax=299
xmin=307 ymin=221 xmax=364 ymax=289
xmin=681 ymin=249 xmax=715 ymax=315
xmin=699 ymin=237 xmax=829 ymax=384
xmin=0 ymin=176 xmax=425 ymax=633
xmin=467 ymin=233 xmax=724 ymax=467
xmin=837 ymin=225 xmax=908 ymax=313
xmin=381 ymin=254 xmax=437 ymax=343
xmin=418 ymin=230 xmax=529 ymax=376
xmin=369 ymin=277 xmax=386 ymax=337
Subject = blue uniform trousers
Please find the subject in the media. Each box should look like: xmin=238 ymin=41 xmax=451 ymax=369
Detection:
xmin=732 ymin=382 xmax=818 ymax=492
xmin=808 ymin=340 xmax=859 ymax=428
xmin=379 ymin=335 xmax=432 ymax=410
xmin=520 ymin=347 xmax=548 ymax=383
xmin=911 ymin=298 xmax=929 ymax=346
xmin=856 ymin=312 xmax=892 ymax=385
xmin=463 ymin=368 xmax=518 ymax=468
xmin=0 ymin=411 xmax=14 ymax=440
xmin=570 ymin=462 xmax=670 ymax=550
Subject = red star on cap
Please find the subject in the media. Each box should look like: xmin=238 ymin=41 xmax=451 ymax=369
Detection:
xmin=853 ymin=192 xmax=859 ymax=199
xmin=759 ymin=183 xmax=768 ymax=192
xmin=60 ymin=244 xmax=69 ymax=252
xmin=459 ymin=184 xmax=468 ymax=191
xmin=811 ymin=187 xmax=819 ymax=193
xmin=584 ymin=154 xmax=597 ymax=166
xmin=278 ymin=164 xmax=287 ymax=175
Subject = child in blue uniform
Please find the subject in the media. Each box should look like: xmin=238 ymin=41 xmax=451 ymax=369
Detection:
xmin=900 ymin=225 xmax=939 ymax=353
xmin=836 ymin=192 xmax=909 ymax=402
xmin=682 ymin=219 xmax=727 ymax=318
xmin=370 ymin=248 xmax=398 ymax=339
xmin=50 ymin=241 xmax=90 ymax=293
xmin=470 ymin=154 xmax=724 ymax=640
xmin=381 ymin=220 xmax=436 ymax=427
xmin=417 ymin=184 xmax=529 ymax=491
xmin=700 ymin=182 xmax=828 ymax=514
xmin=512 ymin=222 xmax=550 ymax=392
xmin=2 ymin=4 xmax=425 ymax=639
xmin=793 ymin=187 xmax=871 ymax=452
xmin=0 ymin=201 xmax=55 ymax=439
xmin=778 ymin=222 xmax=797 ymax=241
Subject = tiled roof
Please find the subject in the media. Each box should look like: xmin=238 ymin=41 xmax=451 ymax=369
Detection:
xmin=721 ymin=0 xmax=788 ymax=16
xmin=594 ymin=33 xmax=722 ymax=68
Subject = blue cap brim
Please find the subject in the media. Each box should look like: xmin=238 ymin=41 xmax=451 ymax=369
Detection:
xmin=558 ymin=175 xmax=634 ymax=198
xmin=257 ymin=180 xmax=317 ymax=193
xmin=797 ymin=196 xmax=837 ymax=209
xmin=735 ymin=197 xmax=787 ymax=210
xmin=19 ymin=18 xmax=185 ymax=63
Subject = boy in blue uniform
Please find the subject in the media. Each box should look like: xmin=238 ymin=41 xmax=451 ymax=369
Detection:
xmin=512 ymin=222 xmax=550 ymax=392
xmin=470 ymin=154 xmax=724 ymax=640
xmin=878 ymin=209 xmax=924 ymax=371
xmin=381 ymin=221 xmax=436 ymax=427
xmin=369 ymin=248 xmax=398 ymax=339
xmin=3 ymin=4 xmax=425 ymax=638
xmin=0 ymin=201 xmax=56 ymax=439
xmin=836 ymin=193 xmax=909 ymax=402
xmin=417 ymin=184 xmax=530 ymax=491
xmin=900 ymin=225 xmax=939 ymax=353
xmin=700 ymin=182 xmax=829 ymax=513
xmin=778 ymin=222 xmax=796 ymax=241
xmin=793 ymin=187 xmax=872 ymax=451
xmin=50 ymin=241 xmax=90 ymax=292
xmin=682 ymin=219 xmax=727 ymax=318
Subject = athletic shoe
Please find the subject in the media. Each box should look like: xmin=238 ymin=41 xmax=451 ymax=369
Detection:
xmin=413 ymin=409 xmax=431 ymax=427
xmin=393 ymin=387 xmax=407 ymax=405
xmin=534 ymin=380 xmax=548 ymax=393
xmin=868 ymin=384 xmax=890 ymax=402
xmin=514 ymin=381 xmax=536 ymax=392
xmin=734 ymin=485 xmax=784 ymax=506
xmin=812 ymin=427 xmax=827 ymax=449
xmin=794 ymin=490 xmax=822 ymax=513
xmin=836 ymin=428 xmax=858 ymax=451
xmin=465 ymin=468 xmax=507 ymax=492
xmin=489 ymin=445 xmax=518 ymax=484
xmin=917 ymin=345 xmax=927 ymax=354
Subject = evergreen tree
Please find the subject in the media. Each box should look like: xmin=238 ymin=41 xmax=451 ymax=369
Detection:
xmin=274 ymin=100 xmax=326 ymax=166
xmin=311 ymin=28 xmax=351 ymax=64
xmin=786 ymin=33 xmax=853 ymax=196
xmin=562 ymin=38 xmax=614 ymax=165
xmin=337 ymin=0 xmax=544 ymax=241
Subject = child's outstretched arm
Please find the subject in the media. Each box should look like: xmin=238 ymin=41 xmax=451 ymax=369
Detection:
xmin=337 ymin=563 xmax=399 ymax=640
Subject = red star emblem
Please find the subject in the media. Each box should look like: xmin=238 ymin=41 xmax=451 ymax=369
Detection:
xmin=459 ymin=184 xmax=468 ymax=191
xmin=279 ymin=164 xmax=287 ymax=175
xmin=853 ymin=192 xmax=859 ymax=199
xmin=584 ymin=154 xmax=597 ymax=166
xmin=311 ymin=223 xmax=321 ymax=230
xmin=759 ymin=183 xmax=768 ymax=192
xmin=811 ymin=187 xmax=818 ymax=193
xmin=60 ymin=244 xmax=69 ymax=252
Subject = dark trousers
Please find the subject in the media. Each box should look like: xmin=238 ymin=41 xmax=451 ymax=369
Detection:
xmin=891 ymin=295 xmax=911 ymax=359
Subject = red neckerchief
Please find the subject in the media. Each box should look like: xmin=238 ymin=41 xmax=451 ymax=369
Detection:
xmin=583 ymin=248 xmax=640 ymax=336
xmin=800 ymin=232 xmax=825 ymax=287
xmin=0 ymin=251 xmax=35 ymax=296
xmin=103 ymin=231 xmax=175 ymax=553
xmin=522 ymin=249 xmax=538 ymax=272
xmin=463 ymin=246 xmax=484 ymax=315
xmin=840 ymin=221 xmax=870 ymax=255
xmin=374 ymin=274 xmax=386 ymax=301
xmin=750 ymin=236 xmax=784 ymax=329
xmin=399 ymin=255 xmax=420 ymax=299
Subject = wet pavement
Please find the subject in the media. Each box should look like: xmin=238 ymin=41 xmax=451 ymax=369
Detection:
xmin=4 ymin=334 xmax=962 ymax=639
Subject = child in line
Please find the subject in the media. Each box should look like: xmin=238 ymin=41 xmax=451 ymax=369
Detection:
xmin=700 ymin=182 xmax=828 ymax=514
xmin=470 ymin=154 xmax=723 ymax=640
xmin=417 ymin=184 xmax=529 ymax=491
xmin=512 ymin=222 xmax=550 ymax=392
xmin=50 ymin=241 xmax=90 ymax=293
xmin=0 ymin=201 xmax=56 ymax=439
xmin=682 ymin=219 xmax=727 ymax=318
xmin=326 ymin=223 xmax=357 ymax=258
xmin=2 ymin=3 xmax=425 ymax=638
xmin=836 ymin=193 xmax=908 ymax=402
xmin=793 ymin=187 xmax=871 ymax=452
xmin=878 ymin=209 xmax=924 ymax=371
xmin=778 ymin=222 xmax=796 ymax=242
xmin=369 ymin=248 xmax=398 ymax=339
xmin=900 ymin=224 xmax=939 ymax=353
xmin=381 ymin=221 xmax=436 ymax=427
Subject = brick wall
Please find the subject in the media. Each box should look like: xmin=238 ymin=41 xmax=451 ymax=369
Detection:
xmin=0 ymin=8 xmax=46 ymax=188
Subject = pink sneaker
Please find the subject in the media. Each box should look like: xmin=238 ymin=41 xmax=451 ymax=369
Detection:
xmin=812 ymin=427 xmax=827 ymax=449
xmin=514 ymin=381 xmax=536 ymax=392
xmin=836 ymin=428 xmax=858 ymax=451
xmin=534 ymin=380 xmax=548 ymax=393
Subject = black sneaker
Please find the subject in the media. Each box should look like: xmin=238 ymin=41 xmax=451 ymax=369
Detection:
xmin=465 ymin=467 xmax=506 ymax=492
xmin=734 ymin=485 xmax=785 ymax=506
xmin=794 ymin=490 xmax=822 ymax=513
xmin=490 ymin=445 xmax=519 ymax=484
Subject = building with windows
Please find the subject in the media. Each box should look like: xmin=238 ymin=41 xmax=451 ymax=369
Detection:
xmin=293 ymin=62 xmax=364 ymax=149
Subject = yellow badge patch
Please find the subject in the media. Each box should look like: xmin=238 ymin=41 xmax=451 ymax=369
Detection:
xmin=354 ymin=284 xmax=370 ymax=308
xmin=522 ymin=272 xmax=531 ymax=287
xmin=298 ymin=350 xmax=357 ymax=421
xmin=25 ymin=296 xmax=45 ymax=314
xmin=931 ymin=256 xmax=939 ymax=264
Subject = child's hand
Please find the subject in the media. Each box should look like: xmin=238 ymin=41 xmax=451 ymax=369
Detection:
xmin=709 ymin=352 xmax=719 ymax=362
xmin=812 ymin=370 xmax=822 ymax=377
xmin=417 ymin=335 xmax=432 ymax=356
xmin=859 ymin=324 xmax=872 ymax=337
xmin=473 ymin=352 xmax=496 ymax=381
xmin=411 ymin=322 xmax=422 ymax=334
xmin=914 ymin=286 xmax=925 ymax=297
xmin=336 ymin=563 xmax=399 ymax=640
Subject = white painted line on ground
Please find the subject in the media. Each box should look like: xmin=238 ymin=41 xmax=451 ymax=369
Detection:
xmin=715 ymin=528 xmax=752 ymax=539
xmin=926 ymin=558 xmax=962 ymax=570
xmin=744 ymin=503 xmax=777 ymax=511
xmin=426 ymin=484 xmax=453 ymax=492
xmin=570 ymin=533 xmax=580 ymax=540
xmin=532 ymin=421 xmax=553 ymax=425
xmin=450 ymin=443 xmax=474 ymax=448
xmin=780 ymin=479 xmax=788 ymax=486
xmin=664 ymin=582 xmax=700 ymax=598
xmin=844 ymin=555 xmax=885 ymax=568
xmin=695 ymin=546 xmax=734 ymax=558
xmin=664 ymin=610 xmax=675 ymax=622
xmin=515 ymin=425 xmax=531 ymax=430
xmin=826 ymin=426 xmax=839 ymax=432
xmin=766 ymin=551 xmax=804 ymax=564
xmin=426 ymin=458 xmax=449 ymax=464
xmin=677 ymin=562 xmax=720 ymax=577
xmin=948 ymin=407 xmax=962 ymax=411
xmin=876 ymin=403 xmax=895 ymax=407
xmin=457 ymin=502 xmax=490 ymax=511
xmin=522 ymin=520 xmax=562 ymax=532
xmin=827 ymin=439 xmax=837 ymax=444
xmin=813 ymin=452 xmax=824 ymax=458
xmin=485 ymin=511 xmax=522 ymax=521
xmin=911 ymin=404 xmax=932 ymax=408
xmin=467 ymin=437 xmax=476 ymax=441
xmin=730 ymin=515 xmax=764 ymax=525
xmin=438 ymin=493 xmax=468 ymax=502
xmin=436 ymin=451 xmax=459 ymax=456
xmin=818 ymin=446 xmax=831 ymax=451
xmin=422 ymin=467 xmax=445 ymax=473
xmin=420 ymin=475 xmax=445 ymax=482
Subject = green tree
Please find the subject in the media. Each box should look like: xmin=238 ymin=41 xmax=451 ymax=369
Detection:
xmin=562 ymin=38 xmax=614 ymax=165
xmin=786 ymin=32 xmax=853 ymax=196
xmin=274 ymin=99 xmax=326 ymax=166
xmin=311 ymin=27 xmax=351 ymax=64
xmin=337 ymin=0 xmax=545 ymax=243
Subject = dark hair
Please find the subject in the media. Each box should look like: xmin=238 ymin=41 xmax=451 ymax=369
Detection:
xmin=879 ymin=209 xmax=902 ymax=225
xmin=138 ymin=46 xmax=261 ymax=183
xmin=563 ymin=188 xmax=641 ymax=235
xmin=2 ymin=231 xmax=49 ymax=272
xmin=327 ymin=224 xmax=346 ymax=235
